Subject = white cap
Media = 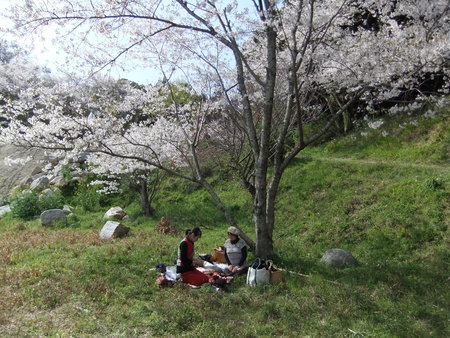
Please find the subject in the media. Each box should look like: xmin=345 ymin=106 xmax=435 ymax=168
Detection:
xmin=227 ymin=226 xmax=240 ymax=235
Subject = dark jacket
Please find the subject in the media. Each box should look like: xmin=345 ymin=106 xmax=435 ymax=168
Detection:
xmin=177 ymin=236 xmax=196 ymax=273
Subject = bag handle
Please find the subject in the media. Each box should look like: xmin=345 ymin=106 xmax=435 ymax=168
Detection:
xmin=266 ymin=260 xmax=281 ymax=271
xmin=251 ymin=258 xmax=261 ymax=269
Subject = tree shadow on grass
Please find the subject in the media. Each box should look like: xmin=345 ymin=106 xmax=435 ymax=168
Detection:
xmin=289 ymin=255 xmax=449 ymax=336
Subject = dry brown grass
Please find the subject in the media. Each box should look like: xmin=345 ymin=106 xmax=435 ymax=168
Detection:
xmin=0 ymin=228 xmax=104 ymax=330
xmin=0 ymin=229 xmax=105 ymax=265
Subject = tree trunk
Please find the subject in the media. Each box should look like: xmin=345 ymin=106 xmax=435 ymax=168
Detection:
xmin=255 ymin=212 xmax=274 ymax=259
xmin=253 ymin=21 xmax=277 ymax=259
xmin=139 ymin=179 xmax=153 ymax=217
xmin=253 ymin=169 xmax=274 ymax=258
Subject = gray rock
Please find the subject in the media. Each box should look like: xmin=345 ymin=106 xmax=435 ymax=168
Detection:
xmin=19 ymin=177 xmax=33 ymax=187
xmin=50 ymin=176 xmax=68 ymax=187
xmin=44 ymin=163 xmax=54 ymax=171
xmin=0 ymin=145 xmax=46 ymax=196
xmin=99 ymin=221 xmax=130 ymax=239
xmin=30 ymin=176 xmax=50 ymax=191
xmin=62 ymin=205 xmax=73 ymax=214
xmin=40 ymin=188 xmax=55 ymax=198
xmin=31 ymin=166 xmax=43 ymax=176
xmin=321 ymin=248 xmax=358 ymax=268
xmin=40 ymin=209 xmax=67 ymax=226
xmin=104 ymin=206 xmax=127 ymax=220
xmin=0 ymin=205 xmax=12 ymax=217
xmin=45 ymin=153 xmax=60 ymax=164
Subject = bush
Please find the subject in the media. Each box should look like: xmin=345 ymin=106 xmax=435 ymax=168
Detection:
xmin=72 ymin=181 xmax=114 ymax=212
xmin=59 ymin=180 xmax=79 ymax=198
xmin=39 ymin=191 xmax=64 ymax=210
xmin=10 ymin=192 xmax=41 ymax=220
xmin=10 ymin=190 xmax=65 ymax=220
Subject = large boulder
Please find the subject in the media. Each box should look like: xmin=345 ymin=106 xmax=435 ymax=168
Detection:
xmin=40 ymin=209 xmax=67 ymax=226
xmin=30 ymin=176 xmax=50 ymax=191
xmin=99 ymin=221 xmax=130 ymax=239
xmin=0 ymin=205 xmax=12 ymax=217
xmin=321 ymin=248 xmax=358 ymax=268
xmin=103 ymin=207 xmax=127 ymax=220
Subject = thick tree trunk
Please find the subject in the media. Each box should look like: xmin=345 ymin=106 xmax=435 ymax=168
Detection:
xmin=253 ymin=22 xmax=277 ymax=259
xmin=139 ymin=179 xmax=153 ymax=217
xmin=253 ymin=178 xmax=269 ymax=258
xmin=254 ymin=212 xmax=274 ymax=259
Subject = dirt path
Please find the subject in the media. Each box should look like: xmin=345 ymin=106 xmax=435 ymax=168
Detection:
xmin=310 ymin=155 xmax=450 ymax=172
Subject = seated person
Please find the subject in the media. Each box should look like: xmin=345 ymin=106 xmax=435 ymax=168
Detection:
xmin=224 ymin=226 xmax=248 ymax=275
xmin=177 ymin=227 xmax=209 ymax=286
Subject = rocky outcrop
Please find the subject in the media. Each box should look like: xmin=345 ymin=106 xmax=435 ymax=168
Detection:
xmin=0 ymin=145 xmax=45 ymax=196
xmin=0 ymin=145 xmax=92 ymax=199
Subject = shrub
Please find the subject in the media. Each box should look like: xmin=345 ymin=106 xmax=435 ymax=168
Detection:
xmin=10 ymin=192 xmax=41 ymax=220
xmin=9 ymin=189 xmax=65 ymax=220
xmin=73 ymin=183 xmax=101 ymax=212
xmin=38 ymin=191 xmax=64 ymax=210
xmin=72 ymin=181 xmax=113 ymax=212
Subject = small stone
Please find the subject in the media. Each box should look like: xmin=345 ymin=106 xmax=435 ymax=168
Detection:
xmin=99 ymin=221 xmax=130 ymax=239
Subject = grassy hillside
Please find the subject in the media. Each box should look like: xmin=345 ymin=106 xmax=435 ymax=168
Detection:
xmin=0 ymin=106 xmax=448 ymax=337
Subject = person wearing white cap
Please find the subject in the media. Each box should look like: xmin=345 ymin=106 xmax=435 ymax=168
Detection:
xmin=224 ymin=226 xmax=248 ymax=275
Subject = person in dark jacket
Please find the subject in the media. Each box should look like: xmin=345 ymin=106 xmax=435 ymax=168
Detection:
xmin=224 ymin=226 xmax=248 ymax=275
xmin=177 ymin=227 xmax=209 ymax=286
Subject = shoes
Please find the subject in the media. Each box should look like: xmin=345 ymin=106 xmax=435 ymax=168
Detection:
xmin=188 ymin=284 xmax=201 ymax=289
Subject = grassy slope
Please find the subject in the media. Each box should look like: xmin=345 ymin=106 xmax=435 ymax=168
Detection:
xmin=0 ymin=108 xmax=448 ymax=337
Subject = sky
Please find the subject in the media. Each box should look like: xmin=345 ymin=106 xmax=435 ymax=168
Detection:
xmin=0 ymin=0 xmax=256 ymax=85
xmin=0 ymin=0 xmax=161 ymax=84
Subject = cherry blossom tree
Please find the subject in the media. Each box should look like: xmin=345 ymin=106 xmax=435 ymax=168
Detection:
xmin=2 ymin=0 xmax=449 ymax=257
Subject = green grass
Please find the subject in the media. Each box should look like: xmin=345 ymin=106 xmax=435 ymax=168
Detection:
xmin=304 ymin=104 xmax=449 ymax=164
xmin=0 ymin=107 xmax=449 ymax=336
